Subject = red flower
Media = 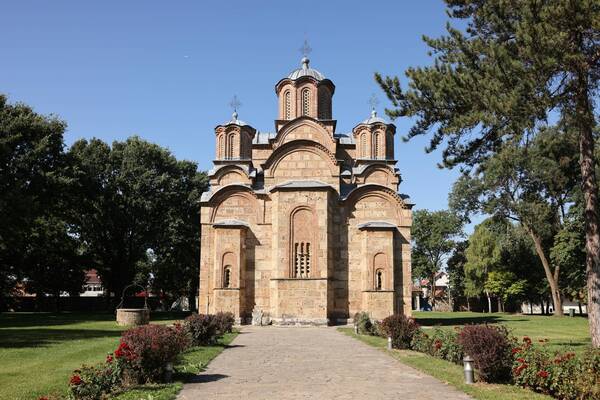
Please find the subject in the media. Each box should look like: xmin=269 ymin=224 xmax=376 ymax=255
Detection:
xmin=516 ymin=357 xmax=526 ymax=364
xmin=38 ymin=397 xmax=49 ymax=400
xmin=434 ymin=339 xmax=442 ymax=350
xmin=512 ymin=347 xmax=521 ymax=355
xmin=537 ymin=370 xmax=549 ymax=378
xmin=106 ymin=355 xmax=113 ymax=363
xmin=69 ymin=375 xmax=82 ymax=386
xmin=523 ymin=336 xmax=532 ymax=345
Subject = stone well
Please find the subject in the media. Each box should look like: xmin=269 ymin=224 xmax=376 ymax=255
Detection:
xmin=116 ymin=308 xmax=150 ymax=326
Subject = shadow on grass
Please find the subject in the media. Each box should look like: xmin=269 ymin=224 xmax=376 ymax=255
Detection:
xmin=414 ymin=315 xmax=504 ymax=326
xmin=0 ymin=328 xmax=122 ymax=348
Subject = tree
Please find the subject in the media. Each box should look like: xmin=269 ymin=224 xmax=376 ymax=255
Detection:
xmin=411 ymin=209 xmax=463 ymax=310
xmin=484 ymin=270 xmax=527 ymax=312
xmin=464 ymin=221 xmax=501 ymax=313
xmin=448 ymin=126 xmax=579 ymax=315
xmin=0 ymin=94 xmax=74 ymax=308
xmin=376 ymin=0 xmax=600 ymax=346
xmin=447 ymin=240 xmax=468 ymax=310
xmin=68 ymin=137 xmax=208 ymax=306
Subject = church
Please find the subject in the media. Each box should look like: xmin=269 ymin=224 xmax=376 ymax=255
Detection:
xmin=199 ymin=56 xmax=413 ymax=325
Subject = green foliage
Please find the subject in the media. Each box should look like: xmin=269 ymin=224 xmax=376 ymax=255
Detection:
xmin=464 ymin=221 xmax=501 ymax=298
xmin=184 ymin=314 xmax=219 ymax=346
xmin=68 ymin=136 xmax=208 ymax=304
xmin=69 ymin=360 xmax=122 ymax=400
xmin=412 ymin=328 xmax=464 ymax=364
xmin=353 ymin=311 xmax=376 ymax=335
xmin=214 ymin=312 xmax=235 ymax=336
xmin=485 ymin=271 xmax=527 ymax=304
xmin=446 ymin=240 xmax=468 ymax=303
xmin=412 ymin=209 xmax=463 ymax=308
xmin=512 ymin=340 xmax=600 ymax=400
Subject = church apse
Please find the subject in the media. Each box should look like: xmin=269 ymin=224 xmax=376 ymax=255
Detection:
xmin=199 ymin=54 xmax=413 ymax=325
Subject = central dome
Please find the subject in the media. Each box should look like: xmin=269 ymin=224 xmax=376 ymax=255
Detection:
xmin=287 ymin=57 xmax=325 ymax=81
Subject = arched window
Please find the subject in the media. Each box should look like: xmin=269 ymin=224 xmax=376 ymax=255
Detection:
xmin=291 ymin=207 xmax=314 ymax=278
xmin=360 ymin=133 xmax=367 ymax=158
xmin=217 ymin=134 xmax=224 ymax=159
xmin=301 ymin=88 xmax=311 ymax=116
xmin=375 ymin=269 xmax=383 ymax=290
xmin=226 ymin=133 xmax=235 ymax=159
xmin=223 ymin=266 xmax=232 ymax=288
xmin=284 ymin=90 xmax=291 ymax=120
xmin=372 ymin=132 xmax=381 ymax=159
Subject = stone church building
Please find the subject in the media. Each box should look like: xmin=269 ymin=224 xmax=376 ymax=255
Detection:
xmin=199 ymin=57 xmax=413 ymax=325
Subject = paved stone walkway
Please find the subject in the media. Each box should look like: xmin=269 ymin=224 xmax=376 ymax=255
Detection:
xmin=178 ymin=326 xmax=472 ymax=400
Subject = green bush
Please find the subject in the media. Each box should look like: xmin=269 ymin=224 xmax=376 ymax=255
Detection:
xmin=353 ymin=312 xmax=376 ymax=335
xmin=410 ymin=329 xmax=433 ymax=353
xmin=68 ymin=360 xmax=121 ymax=400
xmin=512 ymin=337 xmax=600 ymax=400
xmin=214 ymin=311 xmax=235 ymax=336
xmin=429 ymin=328 xmax=463 ymax=364
xmin=379 ymin=314 xmax=420 ymax=349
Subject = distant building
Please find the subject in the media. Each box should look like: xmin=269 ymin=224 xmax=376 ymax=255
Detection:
xmin=80 ymin=269 xmax=104 ymax=297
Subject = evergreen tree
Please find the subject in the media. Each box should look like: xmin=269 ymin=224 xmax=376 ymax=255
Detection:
xmin=377 ymin=0 xmax=600 ymax=346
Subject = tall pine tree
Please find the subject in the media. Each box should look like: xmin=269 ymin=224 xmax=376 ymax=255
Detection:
xmin=377 ymin=0 xmax=600 ymax=346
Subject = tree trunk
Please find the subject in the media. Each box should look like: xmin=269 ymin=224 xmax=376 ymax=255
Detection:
xmin=576 ymin=79 xmax=600 ymax=346
xmin=467 ymin=297 xmax=471 ymax=312
xmin=430 ymin=274 xmax=436 ymax=311
xmin=497 ymin=297 xmax=502 ymax=313
xmin=529 ymin=302 xmax=533 ymax=315
xmin=578 ymin=302 xmax=583 ymax=315
xmin=526 ymin=228 xmax=563 ymax=316
xmin=486 ymin=291 xmax=492 ymax=313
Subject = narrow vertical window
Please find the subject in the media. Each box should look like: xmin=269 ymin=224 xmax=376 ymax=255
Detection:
xmin=293 ymin=241 xmax=311 ymax=278
xmin=217 ymin=135 xmax=224 ymax=159
xmin=227 ymin=133 xmax=235 ymax=159
xmin=223 ymin=266 xmax=231 ymax=288
xmin=284 ymin=90 xmax=291 ymax=120
xmin=376 ymin=269 xmax=383 ymax=290
xmin=372 ymin=132 xmax=381 ymax=159
xmin=361 ymin=133 xmax=367 ymax=158
xmin=301 ymin=88 xmax=310 ymax=116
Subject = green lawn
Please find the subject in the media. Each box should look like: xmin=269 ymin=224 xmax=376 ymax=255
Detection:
xmin=413 ymin=311 xmax=591 ymax=352
xmin=339 ymin=328 xmax=551 ymax=400
xmin=0 ymin=312 xmax=199 ymax=400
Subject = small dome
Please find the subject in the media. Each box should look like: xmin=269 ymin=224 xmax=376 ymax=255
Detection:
xmin=287 ymin=57 xmax=325 ymax=81
xmin=362 ymin=109 xmax=388 ymax=125
xmin=224 ymin=111 xmax=248 ymax=126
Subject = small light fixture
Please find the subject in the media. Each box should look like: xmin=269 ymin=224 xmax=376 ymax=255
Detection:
xmin=387 ymin=336 xmax=393 ymax=350
xmin=354 ymin=324 xmax=359 ymax=335
xmin=463 ymin=355 xmax=474 ymax=384
xmin=165 ymin=362 xmax=174 ymax=382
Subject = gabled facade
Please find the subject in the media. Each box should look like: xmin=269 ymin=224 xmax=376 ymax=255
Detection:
xmin=199 ymin=57 xmax=413 ymax=325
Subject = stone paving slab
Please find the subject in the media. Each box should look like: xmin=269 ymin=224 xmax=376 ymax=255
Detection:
xmin=178 ymin=326 xmax=472 ymax=400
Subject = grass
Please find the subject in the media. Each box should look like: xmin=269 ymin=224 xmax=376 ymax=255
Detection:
xmin=0 ymin=311 xmax=225 ymax=400
xmin=339 ymin=328 xmax=551 ymax=400
xmin=413 ymin=311 xmax=591 ymax=352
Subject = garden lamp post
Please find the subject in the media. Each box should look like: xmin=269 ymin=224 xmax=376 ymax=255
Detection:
xmin=463 ymin=355 xmax=474 ymax=384
xmin=387 ymin=336 xmax=393 ymax=350
xmin=354 ymin=323 xmax=359 ymax=335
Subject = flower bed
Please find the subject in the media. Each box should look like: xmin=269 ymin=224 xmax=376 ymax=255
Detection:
xmin=353 ymin=312 xmax=600 ymax=399
xmin=65 ymin=313 xmax=234 ymax=400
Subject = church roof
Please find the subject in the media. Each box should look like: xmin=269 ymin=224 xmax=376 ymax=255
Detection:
xmin=287 ymin=57 xmax=325 ymax=81
xmin=361 ymin=109 xmax=390 ymax=125
xmin=220 ymin=111 xmax=249 ymax=127
xmin=357 ymin=221 xmax=398 ymax=230
xmin=269 ymin=180 xmax=335 ymax=191
xmin=253 ymin=131 xmax=276 ymax=144
xmin=213 ymin=219 xmax=249 ymax=228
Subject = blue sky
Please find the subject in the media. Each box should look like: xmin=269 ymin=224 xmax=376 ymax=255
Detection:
xmin=1 ymin=0 xmax=473 ymax=226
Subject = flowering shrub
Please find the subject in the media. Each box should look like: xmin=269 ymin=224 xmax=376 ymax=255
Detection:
xmin=68 ymin=358 xmax=121 ymax=400
xmin=214 ymin=311 xmax=235 ymax=336
xmin=379 ymin=314 xmax=420 ymax=349
xmin=512 ymin=338 xmax=600 ymax=400
xmin=353 ymin=312 xmax=376 ymax=335
xmin=410 ymin=329 xmax=432 ymax=353
xmin=458 ymin=324 xmax=514 ymax=383
xmin=429 ymin=328 xmax=463 ymax=364
xmin=184 ymin=313 xmax=219 ymax=346
xmin=119 ymin=323 xmax=190 ymax=383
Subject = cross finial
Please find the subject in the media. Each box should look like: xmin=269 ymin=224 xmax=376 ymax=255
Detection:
xmin=229 ymin=95 xmax=242 ymax=120
xmin=368 ymin=94 xmax=379 ymax=118
xmin=299 ymin=39 xmax=312 ymax=58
